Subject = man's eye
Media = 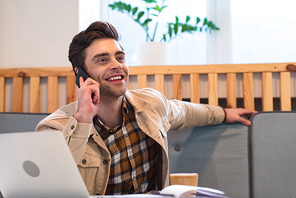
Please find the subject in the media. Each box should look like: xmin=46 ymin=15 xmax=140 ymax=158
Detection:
xmin=97 ymin=58 xmax=108 ymax=63
xmin=117 ymin=56 xmax=125 ymax=63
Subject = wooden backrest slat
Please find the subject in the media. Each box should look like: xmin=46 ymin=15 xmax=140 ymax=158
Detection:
xmin=262 ymin=72 xmax=273 ymax=111
xmin=137 ymin=74 xmax=147 ymax=89
xmin=0 ymin=77 xmax=4 ymax=112
xmin=173 ymin=74 xmax=182 ymax=101
xmin=208 ymin=73 xmax=218 ymax=106
xmin=280 ymin=72 xmax=291 ymax=111
xmin=30 ymin=77 xmax=40 ymax=113
xmin=155 ymin=74 xmax=165 ymax=94
xmin=48 ymin=76 xmax=58 ymax=113
xmin=12 ymin=77 xmax=23 ymax=112
xmin=243 ymin=73 xmax=255 ymax=110
xmin=226 ymin=73 xmax=237 ymax=108
xmin=67 ymin=76 xmax=76 ymax=104
xmin=190 ymin=73 xmax=200 ymax=103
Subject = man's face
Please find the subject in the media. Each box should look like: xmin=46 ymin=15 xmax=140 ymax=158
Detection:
xmin=84 ymin=38 xmax=129 ymax=99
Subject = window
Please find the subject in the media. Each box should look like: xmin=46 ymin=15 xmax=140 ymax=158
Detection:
xmin=108 ymin=0 xmax=209 ymax=66
xmin=231 ymin=0 xmax=296 ymax=63
xmin=80 ymin=0 xmax=296 ymax=65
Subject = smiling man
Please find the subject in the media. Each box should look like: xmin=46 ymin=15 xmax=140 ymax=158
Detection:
xmin=36 ymin=21 xmax=256 ymax=196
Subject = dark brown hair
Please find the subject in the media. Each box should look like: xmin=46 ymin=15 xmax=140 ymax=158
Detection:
xmin=68 ymin=21 xmax=120 ymax=73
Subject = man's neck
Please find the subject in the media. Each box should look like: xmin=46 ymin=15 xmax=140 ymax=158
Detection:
xmin=96 ymin=95 xmax=124 ymax=129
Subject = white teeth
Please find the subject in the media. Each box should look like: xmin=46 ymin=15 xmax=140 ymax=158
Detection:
xmin=108 ymin=76 xmax=122 ymax=81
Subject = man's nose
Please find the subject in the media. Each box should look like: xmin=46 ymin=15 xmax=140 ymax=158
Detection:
xmin=110 ymin=58 xmax=123 ymax=69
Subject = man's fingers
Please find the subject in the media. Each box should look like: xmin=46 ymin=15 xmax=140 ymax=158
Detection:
xmin=238 ymin=117 xmax=251 ymax=126
xmin=79 ymin=76 xmax=85 ymax=87
xmin=90 ymin=85 xmax=100 ymax=104
xmin=81 ymin=77 xmax=99 ymax=86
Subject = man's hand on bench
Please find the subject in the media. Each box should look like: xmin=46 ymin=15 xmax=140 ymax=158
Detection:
xmin=224 ymin=108 xmax=257 ymax=126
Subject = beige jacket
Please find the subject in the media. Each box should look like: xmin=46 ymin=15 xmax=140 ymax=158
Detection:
xmin=36 ymin=88 xmax=225 ymax=195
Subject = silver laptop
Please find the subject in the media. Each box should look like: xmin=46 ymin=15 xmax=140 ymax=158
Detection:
xmin=0 ymin=131 xmax=90 ymax=198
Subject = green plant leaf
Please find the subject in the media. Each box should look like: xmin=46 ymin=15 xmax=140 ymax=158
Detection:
xmin=168 ymin=25 xmax=173 ymax=37
xmin=161 ymin=5 xmax=168 ymax=11
xmin=143 ymin=18 xmax=153 ymax=27
xmin=203 ymin=18 xmax=208 ymax=26
xmin=181 ymin=24 xmax=186 ymax=32
xmin=132 ymin=7 xmax=138 ymax=15
xmin=196 ymin=17 xmax=201 ymax=24
xmin=208 ymin=21 xmax=220 ymax=30
xmin=137 ymin=11 xmax=145 ymax=20
xmin=126 ymin=4 xmax=131 ymax=12
xmin=174 ymin=23 xmax=178 ymax=34
xmin=142 ymin=0 xmax=157 ymax=3
xmin=175 ymin=16 xmax=179 ymax=24
xmin=181 ymin=24 xmax=196 ymax=33
xmin=109 ymin=4 xmax=116 ymax=9
xmin=109 ymin=1 xmax=132 ymax=13
xmin=155 ymin=5 xmax=161 ymax=12
xmin=186 ymin=16 xmax=190 ymax=23
xmin=162 ymin=34 xmax=167 ymax=42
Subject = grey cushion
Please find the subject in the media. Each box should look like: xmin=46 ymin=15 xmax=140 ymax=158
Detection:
xmin=168 ymin=123 xmax=250 ymax=198
xmin=0 ymin=112 xmax=49 ymax=133
xmin=249 ymin=112 xmax=296 ymax=198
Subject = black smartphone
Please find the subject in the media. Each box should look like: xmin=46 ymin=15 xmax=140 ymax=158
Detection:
xmin=75 ymin=67 xmax=90 ymax=88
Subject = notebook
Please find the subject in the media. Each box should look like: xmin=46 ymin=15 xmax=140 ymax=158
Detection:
xmin=0 ymin=131 xmax=90 ymax=198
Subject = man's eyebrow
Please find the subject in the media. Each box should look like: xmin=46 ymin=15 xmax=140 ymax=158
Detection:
xmin=91 ymin=51 xmax=125 ymax=62
xmin=92 ymin=53 xmax=109 ymax=62
xmin=115 ymin=51 xmax=125 ymax=56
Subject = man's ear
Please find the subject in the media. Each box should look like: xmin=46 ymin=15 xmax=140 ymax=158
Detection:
xmin=74 ymin=67 xmax=79 ymax=75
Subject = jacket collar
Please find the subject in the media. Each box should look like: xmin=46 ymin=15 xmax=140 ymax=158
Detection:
xmin=124 ymin=90 xmax=148 ymax=113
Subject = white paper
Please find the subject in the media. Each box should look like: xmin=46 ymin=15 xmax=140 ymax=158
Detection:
xmin=159 ymin=185 xmax=225 ymax=197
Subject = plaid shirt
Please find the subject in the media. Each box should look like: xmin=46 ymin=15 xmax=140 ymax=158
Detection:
xmin=93 ymin=97 xmax=159 ymax=195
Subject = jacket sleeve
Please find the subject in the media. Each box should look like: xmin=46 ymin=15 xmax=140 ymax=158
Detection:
xmin=128 ymin=88 xmax=226 ymax=130
xmin=166 ymin=99 xmax=225 ymax=130
xmin=35 ymin=111 xmax=93 ymax=165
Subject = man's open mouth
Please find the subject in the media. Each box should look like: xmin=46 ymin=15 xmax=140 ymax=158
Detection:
xmin=106 ymin=75 xmax=124 ymax=81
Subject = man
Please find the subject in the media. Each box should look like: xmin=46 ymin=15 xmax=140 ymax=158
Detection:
xmin=36 ymin=21 xmax=256 ymax=195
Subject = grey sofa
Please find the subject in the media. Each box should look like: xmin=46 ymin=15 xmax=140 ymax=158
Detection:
xmin=1 ymin=112 xmax=296 ymax=198
xmin=169 ymin=112 xmax=296 ymax=198
xmin=168 ymin=122 xmax=249 ymax=198
xmin=0 ymin=112 xmax=50 ymax=133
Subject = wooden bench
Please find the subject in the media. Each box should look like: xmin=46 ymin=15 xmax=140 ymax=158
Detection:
xmin=1 ymin=63 xmax=296 ymax=113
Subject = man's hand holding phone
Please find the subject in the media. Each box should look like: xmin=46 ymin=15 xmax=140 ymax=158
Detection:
xmin=74 ymin=74 xmax=100 ymax=123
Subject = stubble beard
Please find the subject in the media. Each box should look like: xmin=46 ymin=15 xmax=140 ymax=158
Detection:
xmin=99 ymin=82 xmax=127 ymax=102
